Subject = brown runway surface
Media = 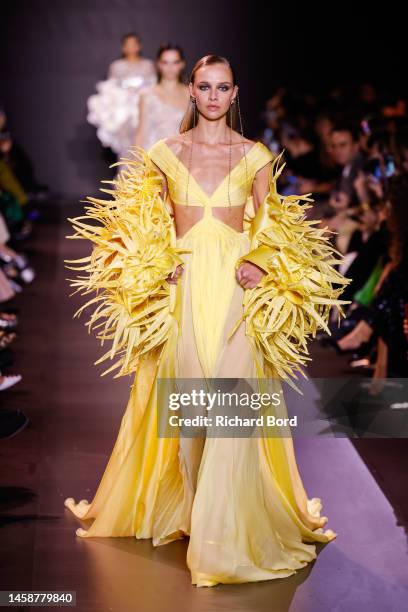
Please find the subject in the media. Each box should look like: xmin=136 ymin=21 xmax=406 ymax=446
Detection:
xmin=0 ymin=203 xmax=407 ymax=612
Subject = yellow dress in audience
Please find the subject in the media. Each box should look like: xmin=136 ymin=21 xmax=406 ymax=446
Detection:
xmin=64 ymin=139 xmax=349 ymax=587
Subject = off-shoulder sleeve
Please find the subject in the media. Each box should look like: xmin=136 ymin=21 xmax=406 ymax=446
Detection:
xmin=64 ymin=147 xmax=187 ymax=379
xmin=242 ymin=143 xmax=275 ymax=229
xmin=147 ymin=139 xmax=173 ymax=177
xmin=251 ymin=142 xmax=275 ymax=175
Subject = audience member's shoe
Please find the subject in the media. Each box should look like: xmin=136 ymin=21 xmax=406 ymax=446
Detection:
xmin=349 ymin=357 xmax=374 ymax=370
xmin=0 ymin=312 xmax=18 ymax=331
xmin=20 ymin=267 xmax=36 ymax=283
xmin=0 ymin=252 xmax=36 ymax=285
xmin=0 ymin=373 xmax=22 ymax=391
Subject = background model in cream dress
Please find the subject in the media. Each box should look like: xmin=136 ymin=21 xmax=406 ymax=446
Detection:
xmin=135 ymin=86 xmax=188 ymax=151
xmin=134 ymin=45 xmax=189 ymax=152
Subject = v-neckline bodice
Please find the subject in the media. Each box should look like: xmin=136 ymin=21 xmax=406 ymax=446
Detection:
xmin=160 ymin=140 xmax=260 ymax=204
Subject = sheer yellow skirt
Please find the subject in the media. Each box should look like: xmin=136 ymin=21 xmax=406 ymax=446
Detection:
xmin=64 ymin=213 xmax=336 ymax=587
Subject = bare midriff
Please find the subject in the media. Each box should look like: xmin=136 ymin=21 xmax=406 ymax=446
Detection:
xmin=172 ymin=202 xmax=247 ymax=239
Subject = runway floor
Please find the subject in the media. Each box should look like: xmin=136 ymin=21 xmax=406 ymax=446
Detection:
xmin=0 ymin=203 xmax=407 ymax=612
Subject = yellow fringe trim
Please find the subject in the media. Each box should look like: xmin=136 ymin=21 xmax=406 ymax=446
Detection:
xmin=64 ymin=147 xmax=189 ymax=378
xmin=232 ymin=152 xmax=352 ymax=387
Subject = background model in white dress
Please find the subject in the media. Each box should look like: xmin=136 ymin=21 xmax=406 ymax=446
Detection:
xmin=87 ymin=58 xmax=156 ymax=159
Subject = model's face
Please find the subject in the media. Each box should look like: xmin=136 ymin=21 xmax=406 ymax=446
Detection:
xmin=190 ymin=64 xmax=238 ymax=122
xmin=157 ymin=50 xmax=185 ymax=81
xmin=122 ymin=36 xmax=141 ymax=57
xmin=330 ymin=131 xmax=359 ymax=166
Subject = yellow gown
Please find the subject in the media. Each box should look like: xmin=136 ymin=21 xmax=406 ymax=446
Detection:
xmin=64 ymin=139 xmax=350 ymax=587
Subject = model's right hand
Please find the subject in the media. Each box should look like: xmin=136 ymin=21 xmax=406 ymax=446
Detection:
xmin=236 ymin=262 xmax=265 ymax=289
xmin=167 ymin=264 xmax=184 ymax=284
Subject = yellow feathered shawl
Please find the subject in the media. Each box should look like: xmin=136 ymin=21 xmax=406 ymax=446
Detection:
xmin=65 ymin=148 xmax=188 ymax=378
xmin=232 ymin=152 xmax=351 ymax=383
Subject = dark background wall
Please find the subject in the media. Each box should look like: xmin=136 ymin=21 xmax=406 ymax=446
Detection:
xmin=0 ymin=1 xmax=405 ymax=198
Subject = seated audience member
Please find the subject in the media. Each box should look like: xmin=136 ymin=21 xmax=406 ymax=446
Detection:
xmin=329 ymin=122 xmax=366 ymax=207
xmin=337 ymin=174 xmax=408 ymax=378
xmin=281 ymin=128 xmax=337 ymax=197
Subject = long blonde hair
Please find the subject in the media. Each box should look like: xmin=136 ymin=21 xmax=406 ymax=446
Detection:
xmin=179 ymin=54 xmax=238 ymax=133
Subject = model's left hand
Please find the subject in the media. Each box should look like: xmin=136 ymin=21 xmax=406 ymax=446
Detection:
xmin=236 ymin=262 xmax=266 ymax=289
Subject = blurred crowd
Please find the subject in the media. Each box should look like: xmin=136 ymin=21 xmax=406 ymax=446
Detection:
xmin=259 ymin=83 xmax=408 ymax=382
xmin=0 ymin=101 xmax=48 ymax=438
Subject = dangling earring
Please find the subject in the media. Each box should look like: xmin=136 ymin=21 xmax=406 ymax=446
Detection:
xmin=236 ymin=92 xmax=249 ymax=200
xmin=236 ymin=94 xmax=243 ymax=136
xmin=192 ymin=97 xmax=197 ymax=130
xmin=229 ymin=98 xmax=236 ymax=128
xmin=185 ymin=97 xmax=196 ymax=206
